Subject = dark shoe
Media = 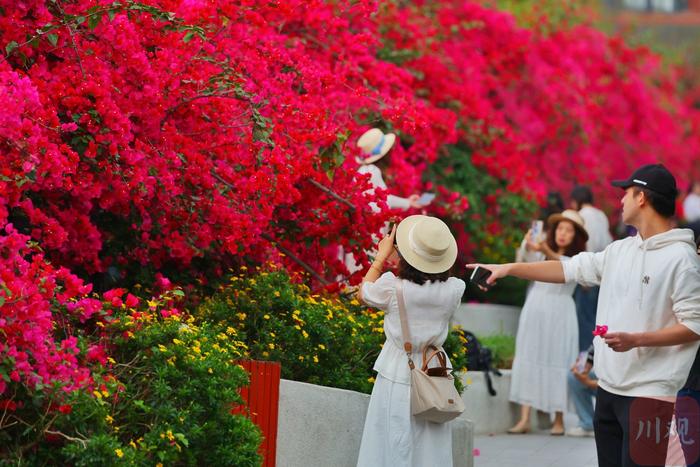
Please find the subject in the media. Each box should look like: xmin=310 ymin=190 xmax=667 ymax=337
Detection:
xmin=507 ymin=425 xmax=530 ymax=434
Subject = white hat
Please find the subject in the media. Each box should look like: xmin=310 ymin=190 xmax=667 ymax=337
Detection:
xmin=356 ymin=128 xmax=396 ymax=165
xmin=396 ymin=215 xmax=458 ymax=274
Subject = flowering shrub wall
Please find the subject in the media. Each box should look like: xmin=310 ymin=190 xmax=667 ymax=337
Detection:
xmin=2 ymin=0 xmax=697 ymax=294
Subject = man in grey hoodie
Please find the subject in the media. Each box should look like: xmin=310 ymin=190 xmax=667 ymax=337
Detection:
xmin=469 ymin=164 xmax=700 ymax=467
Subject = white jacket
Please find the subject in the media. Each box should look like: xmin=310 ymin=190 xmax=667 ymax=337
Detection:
xmin=562 ymin=228 xmax=700 ymax=397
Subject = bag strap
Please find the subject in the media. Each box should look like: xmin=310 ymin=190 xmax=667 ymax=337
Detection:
xmin=395 ymin=281 xmax=415 ymax=370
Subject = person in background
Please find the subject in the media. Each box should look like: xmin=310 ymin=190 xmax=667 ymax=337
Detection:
xmin=567 ymin=344 xmax=598 ymax=437
xmin=540 ymin=191 xmax=565 ymax=222
xmin=567 ymin=185 xmax=612 ymax=437
xmin=356 ymin=128 xmax=421 ymax=214
xmin=570 ymin=185 xmax=613 ymax=349
xmin=356 ymin=215 xmax=465 ymax=467
xmin=341 ymin=128 xmax=422 ymax=278
xmin=507 ymin=210 xmax=588 ymax=436
xmin=683 ymin=180 xmax=700 ymax=223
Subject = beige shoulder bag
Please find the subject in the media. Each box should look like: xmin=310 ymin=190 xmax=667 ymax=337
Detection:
xmin=396 ymin=281 xmax=465 ymax=423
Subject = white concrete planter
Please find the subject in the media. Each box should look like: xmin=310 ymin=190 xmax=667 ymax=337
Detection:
xmin=276 ymin=379 xmax=475 ymax=467
xmin=457 ymin=370 xmax=519 ymax=435
xmin=452 ymin=303 xmax=521 ymax=337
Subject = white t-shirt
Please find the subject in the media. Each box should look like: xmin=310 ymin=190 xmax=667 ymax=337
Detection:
xmin=357 ymin=164 xmax=411 ymax=211
xmin=579 ymin=205 xmax=613 ymax=253
xmin=683 ymin=193 xmax=700 ymax=223
xmin=361 ymin=272 xmax=466 ymax=384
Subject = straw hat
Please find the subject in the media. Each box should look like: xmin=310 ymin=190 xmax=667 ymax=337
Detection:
xmin=547 ymin=209 xmax=589 ymax=242
xmin=356 ymin=128 xmax=396 ymax=165
xmin=396 ymin=215 xmax=458 ymax=274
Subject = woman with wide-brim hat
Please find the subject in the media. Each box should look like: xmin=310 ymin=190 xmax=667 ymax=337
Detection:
xmin=507 ymin=209 xmax=589 ymax=436
xmin=355 ymin=128 xmax=422 ymax=213
xmin=341 ymin=129 xmax=424 ymax=279
xmin=356 ymin=215 xmax=466 ymax=467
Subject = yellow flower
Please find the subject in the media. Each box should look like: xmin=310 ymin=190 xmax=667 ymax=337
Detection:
xmin=294 ymin=325 xmax=301 ymax=330
xmin=208 ymin=368 xmax=213 ymax=374
xmin=268 ymin=343 xmax=275 ymax=350
xmin=115 ymin=449 xmax=124 ymax=458
xmin=302 ymin=330 xmax=309 ymax=339
xmin=298 ymin=355 xmax=305 ymax=361
xmin=129 ymin=440 xmax=137 ymax=448
xmin=367 ymin=377 xmax=375 ymax=383
xmin=172 ymin=338 xmax=184 ymax=345
xmin=264 ymin=314 xmax=270 ymax=320
xmin=158 ymin=344 xmax=167 ymax=352
xmin=274 ymin=291 xmax=280 ymax=297
xmin=313 ymin=355 xmax=319 ymax=363
xmin=105 ymin=414 xmax=114 ymax=424
xmin=262 ymin=351 xmax=270 ymax=358
xmin=236 ymin=312 xmax=247 ymax=320
xmin=318 ymin=344 xmax=326 ymax=350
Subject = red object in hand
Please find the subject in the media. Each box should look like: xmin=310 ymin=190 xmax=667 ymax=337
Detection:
xmin=592 ymin=325 xmax=608 ymax=336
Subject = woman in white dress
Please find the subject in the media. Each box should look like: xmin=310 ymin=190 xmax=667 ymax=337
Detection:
xmin=356 ymin=215 xmax=465 ymax=467
xmin=507 ymin=209 xmax=589 ymax=435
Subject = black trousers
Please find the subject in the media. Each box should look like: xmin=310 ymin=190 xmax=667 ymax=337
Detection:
xmin=594 ymin=387 xmax=675 ymax=467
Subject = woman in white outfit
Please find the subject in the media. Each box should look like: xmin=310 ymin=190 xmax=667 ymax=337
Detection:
xmin=342 ymin=129 xmax=422 ymax=277
xmin=356 ymin=215 xmax=465 ymax=467
xmin=507 ymin=209 xmax=588 ymax=435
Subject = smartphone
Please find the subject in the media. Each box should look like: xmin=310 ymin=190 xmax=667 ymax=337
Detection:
xmin=531 ymin=220 xmax=544 ymax=242
xmin=469 ymin=266 xmax=492 ymax=288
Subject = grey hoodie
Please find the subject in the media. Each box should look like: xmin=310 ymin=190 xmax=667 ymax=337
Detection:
xmin=563 ymin=228 xmax=700 ymax=398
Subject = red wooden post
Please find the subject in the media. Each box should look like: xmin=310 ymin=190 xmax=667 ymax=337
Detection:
xmin=232 ymin=360 xmax=281 ymax=467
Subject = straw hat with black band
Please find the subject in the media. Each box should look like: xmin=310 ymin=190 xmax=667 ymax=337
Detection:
xmin=395 ymin=215 xmax=458 ymax=274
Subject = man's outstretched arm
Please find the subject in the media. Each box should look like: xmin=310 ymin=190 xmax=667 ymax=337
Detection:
xmin=465 ymin=260 xmax=566 ymax=286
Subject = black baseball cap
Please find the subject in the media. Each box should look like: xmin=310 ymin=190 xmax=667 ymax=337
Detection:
xmin=611 ymin=164 xmax=678 ymax=200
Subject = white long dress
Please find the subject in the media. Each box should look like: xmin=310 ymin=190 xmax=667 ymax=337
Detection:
xmin=509 ymin=248 xmax=578 ymax=414
xmin=357 ymin=272 xmax=466 ymax=467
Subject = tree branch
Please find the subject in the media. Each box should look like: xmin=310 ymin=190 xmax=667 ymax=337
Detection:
xmin=260 ymin=233 xmax=329 ymax=285
xmin=307 ymin=179 xmax=356 ymax=211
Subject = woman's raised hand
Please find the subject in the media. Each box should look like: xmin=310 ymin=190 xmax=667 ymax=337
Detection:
xmin=376 ymin=223 xmax=397 ymax=262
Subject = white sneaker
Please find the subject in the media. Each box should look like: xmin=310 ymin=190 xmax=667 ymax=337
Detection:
xmin=566 ymin=426 xmax=595 ymax=437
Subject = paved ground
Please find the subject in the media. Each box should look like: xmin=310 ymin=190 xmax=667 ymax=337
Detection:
xmin=473 ymin=432 xmax=598 ymax=467
xmin=473 ymin=431 xmax=691 ymax=467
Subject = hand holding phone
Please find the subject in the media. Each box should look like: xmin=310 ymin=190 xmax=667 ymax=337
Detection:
xmin=531 ymin=220 xmax=544 ymax=243
xmin=469 ymin=266 xmax=492 ymax=289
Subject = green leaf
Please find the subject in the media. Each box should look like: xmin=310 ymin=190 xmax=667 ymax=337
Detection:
xmin=107 ymin=9 xmax=117 ymax=21
xmin=183 ymin=31 xmax=194 ymax=43
xmin=46 ymin=34 xmax=58 ymax=47
xmin=75 ymin=16 xmax=86 ymax=25
xmin=88 ymin=13 xmax=102 ymax=30
xmin=0 ymin=296 xmax=4 ymax=307
xmin=5 ymin=41 xmax=18 ymax=55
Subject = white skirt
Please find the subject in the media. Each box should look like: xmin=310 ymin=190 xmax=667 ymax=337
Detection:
xmin=509 ymin=281 xmax=579 ymax=414
xmin=356 ymin=374 xmax=453 ymax=467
